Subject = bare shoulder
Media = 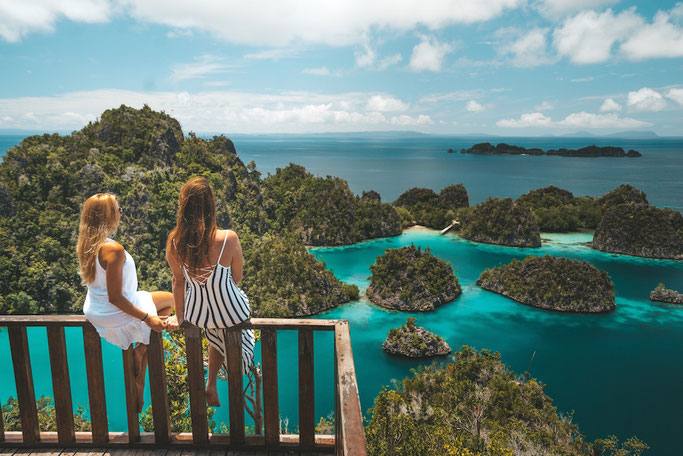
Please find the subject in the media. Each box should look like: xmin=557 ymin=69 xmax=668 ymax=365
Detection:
xmin=100 ymin=240 xmax=124 ymax=255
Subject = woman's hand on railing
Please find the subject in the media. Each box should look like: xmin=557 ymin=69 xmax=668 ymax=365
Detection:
xmin=165 ymin=314 xmax=183 ymax=331
xmin=145 ymin=315 xmax=167 ymax=332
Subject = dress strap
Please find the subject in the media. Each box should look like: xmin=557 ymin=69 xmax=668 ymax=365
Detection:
xmin=216 ymin=231 xmax=229 ymax=266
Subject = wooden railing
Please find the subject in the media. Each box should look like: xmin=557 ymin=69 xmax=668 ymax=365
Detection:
xmin=0 ymin=316 xmax=367 ymax=455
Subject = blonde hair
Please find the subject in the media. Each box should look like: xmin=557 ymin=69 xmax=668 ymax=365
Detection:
xmin=168 ymin=177 xmax=217 ymax=275
xmin=77 ymin=193 xmax=120 ymax=285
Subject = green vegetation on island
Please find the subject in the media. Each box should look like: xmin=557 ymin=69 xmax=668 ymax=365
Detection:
xmin=366 ymin=346 xmax=648 ymax=456
xmin=383 ymin=317 xmax=451 ymax=358
xmin=367 ymin=245 xmax=461 ymax=311
xmin=650 ymin=284 xmax=683 ymax=305
xmin=458 ymin=198 xmax=541 ymax=247
xmin=515 ymin=185 xmax=602 ymax=232
xmin=393 ymin=185 xmax=469 ymax=229
xmin=262 ymin=163 xmax=401 ymax=246
xmin=597 ymin=184 xmax=648 ymax=209
xmin=458 ymin=143 xmax=641 ymax=157
xmin=0 ymin=105 xmax=359 ymax=317
xmin=592 ymin=203 xmax=683 ymax=260
xmin=477 ymin=255 xmax=615 ymax=312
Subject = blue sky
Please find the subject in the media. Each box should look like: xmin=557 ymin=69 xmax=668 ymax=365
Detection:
xmin=1 ymin=0 xmax=682 ymax=135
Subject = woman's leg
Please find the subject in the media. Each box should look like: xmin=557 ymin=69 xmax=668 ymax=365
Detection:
xmin=206 ymin=345 xmax=223 ymax=407
xmin=151 ymin=291 xmax=174 ymax=317
xmin=134 ymin=291 xmax=174 ymax=412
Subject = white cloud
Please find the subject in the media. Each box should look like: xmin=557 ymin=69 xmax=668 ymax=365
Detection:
xmin=553 ymin=8 xmax=643 ymax=64
xmin=419 ymin=90 xmax=486 ymax=104
xmin=409 ymin=35 xmax=453 ymax=72
xmin=627 ymin=88 xmax=667 ymax=112
xmin=118 ymin=0 xmax=523 ymax=47
xmin=377 ymin=53 xmax=403 ymax=70
xmin=536 ymin=0 xmax=619 ymax=16
xmin=169 ymin=55 xmax=236 ymax=82
xmin=497 ymin=112 xmax=552 ymax=127
xmin=466 ymin=100 xmax=486 ymax=112
xmin=571 ymin=76 xmax=594 ymax=83
xmin=0 ymin=0 xmax=111 ymax=42
xmin=620 ymin=8 xmax=683 ymax=60
xmin=0 ymin=88 xmax=438 ymax=133
xmin=390 ymin=114 xmax=434 ymax=126
xmin=355 ymin=42 xmax=402 ymax=70
xmin=303 ymin=67 xmax=331 ymax=76
xmin=498 ymin=28 xmax=554 ymax=67
xmin=366 ymin=95 xmax=408 ymax=112
xmin=667 ymin=88 xmax=683 ymax=106
xmin=535 ymin=101 xmax=554 ymax=111
xmin=497 ymin=110 xmax=650 ymax=128
xmin=600 ymin=98 xmax=622 ymax=112
xmin=243 ymin=48 xmax=298 ymax=61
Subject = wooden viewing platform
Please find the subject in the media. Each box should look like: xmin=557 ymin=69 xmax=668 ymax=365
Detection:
xmin=0 ymin=316 xmax=367 ymax=456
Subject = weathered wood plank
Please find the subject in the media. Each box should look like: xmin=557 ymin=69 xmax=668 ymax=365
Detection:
xmin=147 ymin=331 xmax=171 ymax=445
xmin=0 ymin=316 xmax=337 ymax=331
xmin=8 ymin=326 xmax=40 ymax=443
xmin=224 ymin=329 xmax=245 ymax=446
xmin=83 ymin=324 xmax=108 ymax=444
xmin=260 ymin=330 xmax=279 ymax=448
xmin=121 ymin=348 xmax=140 ymax=443
xmin=47 ymin=326 xmax=75 ymax=444
xmin=184 ymin=325 xmax=208 ymax=445
xmin=334 ymin=322 xmax=366 ymax=456
xmin=0 ymin=385 xmax=4 ymax=442
xmin=298 ymin=330 xmax=315 ymax=449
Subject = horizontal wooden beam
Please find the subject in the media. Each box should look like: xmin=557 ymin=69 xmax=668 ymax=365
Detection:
xmin=0 ymin=431 xmax=335 ymax=451
xmin=0 ymin=315 xmax=339 ymax=331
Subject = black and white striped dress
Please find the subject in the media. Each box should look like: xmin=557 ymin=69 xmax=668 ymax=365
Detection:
xmin=180 ymin=235 xmax=255 ymax=373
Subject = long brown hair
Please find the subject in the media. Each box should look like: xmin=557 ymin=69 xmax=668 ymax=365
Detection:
xmin=77 ymin=193 xmax=120 ymax=285
xmin=170 ymin=177 xmax=217 ymax=275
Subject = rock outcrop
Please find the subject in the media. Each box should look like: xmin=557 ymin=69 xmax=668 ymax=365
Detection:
xmin=592 ymin=203 xmax=683 ymax=259
xmin=382 ymin=318 xmax=451 ymax=358
xmin=650 ymin=284 xmax=683 ymax=304
xmin=367 ymin=245 xmax=461 ymax=311
xmin=459 ymin=198 xmax=541 ymax=247
xmin=477 ymin=255 xmax=616 ymax=312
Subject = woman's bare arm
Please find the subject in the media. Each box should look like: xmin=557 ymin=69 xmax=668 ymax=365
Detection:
xmin=227 ymin=230 xmax=244 ymax=284
xmin=100 ymin=242 xmax=166 ymax=332
xmin=165 ymin=236 xmax=186 ymax=330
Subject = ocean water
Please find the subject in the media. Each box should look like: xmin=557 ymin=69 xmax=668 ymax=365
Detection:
xmin=1 ymin=134 xmax=682 ymax=453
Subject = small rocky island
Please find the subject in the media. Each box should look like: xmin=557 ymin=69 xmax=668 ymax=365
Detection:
xmin=477 ymin=255 xmax=616 ymax=312
xmin=392 ymin=185 xmax=469 ymax=229
xmin=592 ymin=203 xmax=683 ymax=259
xmin=367 ymin=245 xmax=461 ymax=311
xmin=457 ymin=143 xmax=641 ymax=157
xmin=650 ymin=284 xmax=683 ymax=304
xmin=458 ymin=198 xmax=541 ymax=247
xmin=382 ymin=317 xmax=451 ymax=358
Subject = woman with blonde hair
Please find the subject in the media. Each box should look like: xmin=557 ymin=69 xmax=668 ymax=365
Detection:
xmin=78 ymin=193 xmax=173 ymax=412
xmin=165 ymin=177 xmax=254 ymax=406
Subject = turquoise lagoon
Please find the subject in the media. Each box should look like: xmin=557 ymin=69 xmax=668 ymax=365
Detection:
xmin=1 ymin=229 xmax=682 ymax=454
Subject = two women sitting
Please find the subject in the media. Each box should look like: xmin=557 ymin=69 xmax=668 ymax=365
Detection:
xmin=78 ymin=177 xmax=253 ymax=412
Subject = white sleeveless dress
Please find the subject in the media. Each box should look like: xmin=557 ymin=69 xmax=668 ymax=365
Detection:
xmin=83 ymin=239 xmax=157 ymax=349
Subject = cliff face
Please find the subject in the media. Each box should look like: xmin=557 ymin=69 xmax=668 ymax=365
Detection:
xmin=592 ymin=203 xmax=683 ymax=259
xmin=459 ymin=198 xmax=541 ymax=247
xmin=477 ymin=255 xmax=616 ymax=313
xmin=382 ymin=319 xmax=451 ymax=358
xmin=650 ymin=284 xmax=683 ymax=305
xmin=367 ymin=245 xmax=461 ymax=311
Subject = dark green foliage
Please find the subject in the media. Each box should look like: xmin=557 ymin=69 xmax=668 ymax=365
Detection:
xmin=597 ymin=184 xmax=648 ymax=209
xmin=2 ymin=396 xmax=91 ymax=431
xmin=459 ymin=198 xmax=541 ymax=247
xmin=0 ymin=105 xmax=356 ymax=316
xmin=477 ymin=255 xmax=615 ymax=312
xmin=440 ymin=184 xmax=469 ymax=210
xmin=515 ymin=186 xmax=604 ymax=232
xmin=516 ymin=185 xmax=573 ymax=208
xmin=383 ymin=317 xmax=451 ymax=358
xmin=593 ymin=203 xmax=683 ymax=259
xmin=262 ymin=164 xmax=401 ymax=245
xmin=366 ymin=346 xmax=587 ymax=455
xmin=367 ymin=245 xmax=461 ymax=311
xmin=392 ymin=187 xmax=453 ymax=229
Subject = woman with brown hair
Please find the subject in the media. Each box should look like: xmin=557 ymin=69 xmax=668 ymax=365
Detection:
xmin=78 ymin=193 xmax=173 ymax=413
xmin=165 ymin=177 xmax=254 ymax=406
